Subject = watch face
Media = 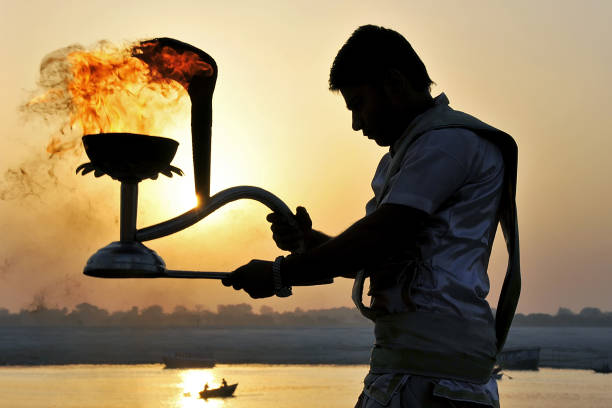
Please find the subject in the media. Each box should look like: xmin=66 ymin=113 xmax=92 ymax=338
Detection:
xmin=276 ymin=287 xmax=292 ymax=298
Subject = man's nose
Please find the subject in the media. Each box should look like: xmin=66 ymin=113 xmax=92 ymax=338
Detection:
xmin=352 ymin=111 xmax=362 ymax=131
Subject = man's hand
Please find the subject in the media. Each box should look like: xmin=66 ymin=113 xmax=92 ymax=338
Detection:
xmin=222 ymin=260 xmax=275 ymax=299
xmin=267 ymin=206 xmax=312 ymax=252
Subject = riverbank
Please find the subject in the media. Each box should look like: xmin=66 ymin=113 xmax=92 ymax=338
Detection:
xmin=1 ymin=326 xmax=610 ymax=369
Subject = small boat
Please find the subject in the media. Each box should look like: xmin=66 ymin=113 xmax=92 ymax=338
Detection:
xmin=496 ymin=347 xmax=540 ymax=370
xmin=162 ymin=353 xmax=215 ymax=369
xmin=592 ymin=362 xmax=611 ymax=374
xmin=199 ymin=383 xmax=238 ymax=399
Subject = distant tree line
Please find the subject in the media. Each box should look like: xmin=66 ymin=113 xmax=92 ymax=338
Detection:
xmin=512 ymin=307 xmax=612 ymax=327
xmin=0 ymin=303 xmax=369 ymax=328
xmin=0 ymin=304 xmax=610 ymax=327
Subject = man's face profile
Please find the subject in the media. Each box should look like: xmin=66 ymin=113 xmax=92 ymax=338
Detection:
xmin=340 ymin=83 xmax=402 ymax=147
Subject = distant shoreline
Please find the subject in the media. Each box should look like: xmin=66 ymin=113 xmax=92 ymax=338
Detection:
xmin=1 ymin=326 xmax=610 ymax=370
xmin=0 ymin=362 xmax=605 ymax=372
xmin=3 ymin=304 xmax=611 ymax=328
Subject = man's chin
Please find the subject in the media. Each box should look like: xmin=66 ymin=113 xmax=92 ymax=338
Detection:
xmin=365 ymin=132 xmax=392 ymax=146
xmin=373 ymin=137 xmax=391 ymax=147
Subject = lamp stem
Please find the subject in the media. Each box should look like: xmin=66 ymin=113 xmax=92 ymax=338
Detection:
xmin=120 ymin=182 xmax=138 ymax=242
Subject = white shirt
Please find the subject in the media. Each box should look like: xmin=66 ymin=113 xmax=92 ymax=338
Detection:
xmin=361 ymin=94 xmax=503 ymax=407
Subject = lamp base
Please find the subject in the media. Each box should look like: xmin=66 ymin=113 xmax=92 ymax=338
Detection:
xmin=84 ymin=241 xmax=166 ymax=278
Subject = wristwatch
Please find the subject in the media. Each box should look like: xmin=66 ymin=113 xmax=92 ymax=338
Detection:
xmin=272 ymin=256 xmax=292 ymax=297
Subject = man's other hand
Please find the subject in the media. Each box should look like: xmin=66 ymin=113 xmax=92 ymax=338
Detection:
xmin=267 ymin=206 xmax=312 ymax=252
xmin=222 ymin=260 xmax=275 ymax=299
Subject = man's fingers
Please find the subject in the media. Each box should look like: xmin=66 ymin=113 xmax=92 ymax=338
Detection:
xmin=221 ymin=275 xmax=233 ymax=287
xmin=271 ymin=226 xmax=302 ymax=246
xmin=267 ymin=212 xmax=302 ymax=230
xmin=266 ymin=212 xmax=285 ymax=223
xmin=270 ymin=223 xmax=292 ymax=233
xmin=222 ymin=277 xmax=242 ymax=291
xmin=271 ymin=225 xmax=302 ymax=237
xmin=272 ymin=232 xmax=301 ymax=244
xmin=222 ymin=271 xmax=242 ymax=290
xmin=277 ymin=243 xmax=299 ymax=252
xmin=224 ymin=275 xmax=241 ymax=291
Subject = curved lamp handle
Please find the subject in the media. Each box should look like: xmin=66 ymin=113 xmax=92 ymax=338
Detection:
xmin=136 ymin=186 xmax=305 ymax=253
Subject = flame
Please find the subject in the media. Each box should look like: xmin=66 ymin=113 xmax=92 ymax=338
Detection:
xmin=24 ymin=39 xmax=213 ymax=155
xmin=132 ymin=41 xmax=214 ymax=88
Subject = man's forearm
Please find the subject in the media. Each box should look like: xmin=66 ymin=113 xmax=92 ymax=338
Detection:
xmin=305 ymin=229 xmax=332 ymax=250
xmin=282 ymin=204 xmax=425 ymax=285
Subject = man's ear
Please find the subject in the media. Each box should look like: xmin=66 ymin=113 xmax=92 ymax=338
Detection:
xmin=382 ymin=69 xmax=410 ymax=102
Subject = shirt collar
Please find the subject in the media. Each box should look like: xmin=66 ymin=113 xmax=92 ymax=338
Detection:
xmin=390 ymin=93 xmax=450 ymax=157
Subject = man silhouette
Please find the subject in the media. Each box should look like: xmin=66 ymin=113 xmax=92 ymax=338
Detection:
xmin=221 ymin=25 xmax=520 ymax=408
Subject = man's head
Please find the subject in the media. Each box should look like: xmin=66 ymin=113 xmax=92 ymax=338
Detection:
xmin=330 ymin=25 xmax=434 ymax=146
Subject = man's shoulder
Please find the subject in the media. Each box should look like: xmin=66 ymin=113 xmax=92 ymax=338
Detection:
xmin=417 ymin=127 xmax=481 ymax=150
xmin=407 ymin=127 xmax=482 ymax=163
xmin=421 ymin=126 xmax=502 ymax=156
xmin=409 ymin=127 xmax=504 ymax=177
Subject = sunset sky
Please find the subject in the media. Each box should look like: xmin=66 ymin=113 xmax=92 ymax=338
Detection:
xmin=1 ymin=0 xmax=611 ymax=315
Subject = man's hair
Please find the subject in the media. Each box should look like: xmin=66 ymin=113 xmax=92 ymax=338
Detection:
xmin=329 ymin=25 xmax=433 ymax=92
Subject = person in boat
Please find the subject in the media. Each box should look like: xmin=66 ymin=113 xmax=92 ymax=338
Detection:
xmin=218 ymin=25 xmax=520 ymax=408
xmin=203 ymin=383 xmax=208 ymax=392
xmin=222 ymin=378 xmax=227 ymax=387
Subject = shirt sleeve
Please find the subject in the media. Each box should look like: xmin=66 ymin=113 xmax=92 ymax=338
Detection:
xmin=381 ymin=129 xmax=477 ymax=215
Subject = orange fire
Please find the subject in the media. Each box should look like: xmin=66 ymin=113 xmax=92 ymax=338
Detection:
xmin=24 ymin=40 xmax=213 ymax=156
xmin=132 ymin=40 xmax=213 ymax=88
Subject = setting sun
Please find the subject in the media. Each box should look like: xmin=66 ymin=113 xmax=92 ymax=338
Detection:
xmin=179 ymin=370 xmax=224 ymax=408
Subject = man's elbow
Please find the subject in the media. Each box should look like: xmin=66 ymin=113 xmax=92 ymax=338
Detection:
xmin=360 ymin=203 xmax=427 ymax=264
xmin=377 ymin=203 xmax=428 ymax=232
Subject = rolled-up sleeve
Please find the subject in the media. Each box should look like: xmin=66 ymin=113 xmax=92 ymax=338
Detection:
xmin=381 ymin=130 xmax=475 ymax=215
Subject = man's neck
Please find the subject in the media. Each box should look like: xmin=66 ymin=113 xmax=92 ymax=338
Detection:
xmin=389 ymin=94 xmax=435 ymax=154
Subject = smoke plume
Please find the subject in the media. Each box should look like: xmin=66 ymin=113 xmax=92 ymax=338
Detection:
xmin=1 ymin=40 xmax=273 ymax=313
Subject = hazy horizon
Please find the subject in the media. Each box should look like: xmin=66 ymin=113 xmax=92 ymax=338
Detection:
xmin=2 ymin=1 xmax=612 ymax=315
xmin=1 ymin=300 xmax=611 ymax=321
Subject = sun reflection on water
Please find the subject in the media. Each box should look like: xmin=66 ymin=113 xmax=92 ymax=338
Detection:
xmin=178 ymin=370 xmax=225 ymax=408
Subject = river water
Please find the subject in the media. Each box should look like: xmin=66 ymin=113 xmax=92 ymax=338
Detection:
xmin=0 ymin=364 xmax=610 ymax=408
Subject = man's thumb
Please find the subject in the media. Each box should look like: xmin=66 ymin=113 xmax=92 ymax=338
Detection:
xmin=295 ymin=206 xmax=312 ymax=228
